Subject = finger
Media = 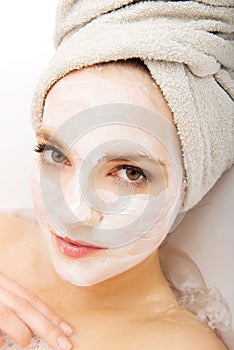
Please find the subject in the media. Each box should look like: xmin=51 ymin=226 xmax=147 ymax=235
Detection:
xmin=0 ymin=335 xmax=4 ymax=347
xmin=0 ymin=272 xmax=73 ymax=335
xmin=0 ymin=288 xmax=73 ymax=350
xmin=0 ymin=301 xmax=32 ymax=348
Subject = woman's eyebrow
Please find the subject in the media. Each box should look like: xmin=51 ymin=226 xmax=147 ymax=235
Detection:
xmin=36 ymin=130 xmax=167 ymax=167
xmin=99 ymin=153 xmax=167 ymax=168
xmin=36 ymin=129 xmax=69 ymax=153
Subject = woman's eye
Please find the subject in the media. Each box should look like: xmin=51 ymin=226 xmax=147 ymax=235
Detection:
xmin=47 ymin=150 xmax=66 ymax=163
xmin=43 ymin=149 xmax=68 ymax=165
xmin=34 ymin=143 xmax=70 ymax=166
xmin=109 ymin=165 xmax=148 ymax=188
xmin=119 ymin=167 xmax=143 ymax=181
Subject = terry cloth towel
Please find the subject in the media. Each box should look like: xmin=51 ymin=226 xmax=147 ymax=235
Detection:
xmin=31 ymin=0 xmax=234 ymax=212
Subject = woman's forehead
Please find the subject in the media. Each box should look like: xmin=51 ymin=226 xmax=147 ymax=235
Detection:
xmin=42 ymin=63 xmax=174 ymax=128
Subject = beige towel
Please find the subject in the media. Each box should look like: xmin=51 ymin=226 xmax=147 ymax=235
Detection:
xmin=31 ymin=0 xmax=234 ymax=212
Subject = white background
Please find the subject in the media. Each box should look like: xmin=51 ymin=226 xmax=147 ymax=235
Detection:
xmin=0 ymin=0 xmax=58 ymax=208
xmin=0 ymin=0 xmax=233 ymax=330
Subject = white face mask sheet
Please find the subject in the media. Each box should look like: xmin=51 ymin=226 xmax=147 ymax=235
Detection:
xmin=32 ymin=103 xmax=184 ymax=286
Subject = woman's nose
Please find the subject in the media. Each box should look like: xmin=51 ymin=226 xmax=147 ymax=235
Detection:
xmin=84 ymin=207 xmax=103 ymax=226
xmin=71 ymin=194 xmax=103 ymax=226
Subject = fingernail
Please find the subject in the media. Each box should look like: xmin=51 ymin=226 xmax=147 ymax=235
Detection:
xmin=60 ymin=322 xmax=74 ymax=336
xmin=58 ymin=336 xmax=72 ymax=350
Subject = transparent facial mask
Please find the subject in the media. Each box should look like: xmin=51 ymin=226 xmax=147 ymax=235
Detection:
xmin=32 ymin=103 xmax=185 ymax=286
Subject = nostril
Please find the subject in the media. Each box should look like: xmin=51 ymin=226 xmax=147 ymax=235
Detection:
xmin=84 ymin=208 xmax=104 ymax=226
xmin=69 ymin=194 xmax=104 ymax=225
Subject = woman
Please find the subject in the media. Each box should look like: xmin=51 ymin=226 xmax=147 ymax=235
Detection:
xmin=0 ymin=0 xmax=233 ymax=349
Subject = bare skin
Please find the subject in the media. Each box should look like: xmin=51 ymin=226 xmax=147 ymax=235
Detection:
xmin=0 ymin=62 xmax=227 ymax=349
xmin=0 ymin=213 xmax=226 ymax=350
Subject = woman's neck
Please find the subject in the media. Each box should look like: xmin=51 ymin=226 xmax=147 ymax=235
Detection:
xmin=47 ymin=249 xmax=177 ymax=312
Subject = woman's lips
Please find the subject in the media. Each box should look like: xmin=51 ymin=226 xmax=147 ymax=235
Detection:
xmin=53 ymin=234 xmax=104 ymax=258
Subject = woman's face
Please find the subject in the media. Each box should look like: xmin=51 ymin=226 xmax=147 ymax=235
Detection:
xmin=32 ymin=62 xmax=183 ymax=286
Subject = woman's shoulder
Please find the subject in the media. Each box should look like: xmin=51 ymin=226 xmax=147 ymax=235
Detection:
xmin=142 ymin=306 xmax=227 ymax=350
xmin=169 ymin=319 xmax=226 ymax=350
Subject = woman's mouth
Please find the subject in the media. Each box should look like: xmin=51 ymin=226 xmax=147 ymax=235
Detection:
xmin=53 ymin=234 xmax=104 ymax=258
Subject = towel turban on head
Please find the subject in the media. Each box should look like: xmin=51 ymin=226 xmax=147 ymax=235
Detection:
xmin=31 ymin=0 xmax=234 ymax=212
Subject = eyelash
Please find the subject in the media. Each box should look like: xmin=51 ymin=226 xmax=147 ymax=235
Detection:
xmin=108 ymin=165 xmax=148 ymax=188
xmin=34 ymin=143 xmax=70 ymax=168
xmin=34 ymin=142 xmax=150 ymax=188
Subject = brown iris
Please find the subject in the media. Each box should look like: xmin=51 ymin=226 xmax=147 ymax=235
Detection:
xmin=126 ymin=167 xmax=142 ymax=180
xmin=51 ymin=150 xmax=66 ymax=163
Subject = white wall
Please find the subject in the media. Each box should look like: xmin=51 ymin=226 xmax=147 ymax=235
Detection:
xmin=0 ymin=0 xmax=58 ymax=208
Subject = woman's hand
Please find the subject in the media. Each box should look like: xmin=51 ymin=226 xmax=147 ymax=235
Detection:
xmin=0 ymin=272 xmax=73 ymax=349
